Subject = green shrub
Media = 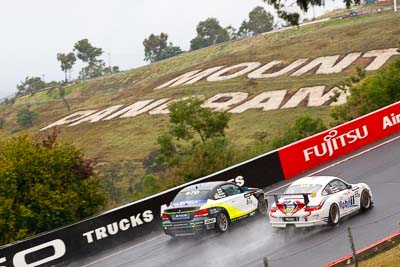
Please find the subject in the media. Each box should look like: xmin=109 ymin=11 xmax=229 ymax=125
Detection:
xmin=0 ymin=131 xmax=106 ymax=245
xmin=331 ymin=58 xmax=400 ymax=124
xmin=16 ymin=108 xmax=37 ymax=128
xmin=272 ymin=115 xmax=327 ymax=149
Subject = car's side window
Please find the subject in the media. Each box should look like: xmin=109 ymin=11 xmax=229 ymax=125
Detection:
xmin=325 ymin=180 xmax=347 ymax=194
xmin=221 ymin=184 xmax=242 ymax=197
xmin=322 ymin=185 xmax=333 ymax=195
xmin=331 ymin=180 xmax=348 ymax=191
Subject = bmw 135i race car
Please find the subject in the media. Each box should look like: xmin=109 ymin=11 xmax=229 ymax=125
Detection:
xmin=268 ymin=176 xmax=373 ymax=228
xmin=162 ymin=181 xmax=268 ymax=236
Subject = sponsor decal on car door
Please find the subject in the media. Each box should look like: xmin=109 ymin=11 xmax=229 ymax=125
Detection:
xmin=220 ymin=184 xmax=257 ymax=219
xmin=338 ymin=189 xmax=358 ymax=216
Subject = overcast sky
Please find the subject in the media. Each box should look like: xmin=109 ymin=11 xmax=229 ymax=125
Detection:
xmin=0 ymin=0 xmax=345 ymax=99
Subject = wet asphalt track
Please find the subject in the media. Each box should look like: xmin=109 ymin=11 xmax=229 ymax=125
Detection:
xmin=70 ymin=133 xmax=400 ymax=267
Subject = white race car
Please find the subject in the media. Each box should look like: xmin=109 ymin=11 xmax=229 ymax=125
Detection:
xmin=268 ymin=176 xmax=373 ymax=228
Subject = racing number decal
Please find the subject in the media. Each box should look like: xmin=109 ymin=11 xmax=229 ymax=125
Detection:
xmin=244 ymin=192 xmax=254 ymax=206
xmin=350 ymin=196 xmax=355 ymax=205
xmin=339 ymin=196 xmax=356 ymax=209
xmin=246 ymin=195 xmax=253 ymax=205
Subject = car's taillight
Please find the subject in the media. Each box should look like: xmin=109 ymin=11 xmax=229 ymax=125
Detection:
xmin=162 ymin=213 xmax=169 ymax=220
xmin=276 ymin=203 xmax=284 ymax=211
xmin=304 ymin=205 xmax=322 ymax=212
xmin=194 ymin=209 xmax=209 ymax=217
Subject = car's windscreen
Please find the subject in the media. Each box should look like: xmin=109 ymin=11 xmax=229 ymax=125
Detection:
xmin=172 ymin=190 xmax=209 ymax=203
xmin=284 ymin=184 xmax=322 ymax=194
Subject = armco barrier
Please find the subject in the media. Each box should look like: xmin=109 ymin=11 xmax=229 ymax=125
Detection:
xmin=0 ymin=151 xmax=284 ymax=267
xmin=278 ymin=101 xmax=400 ymax=179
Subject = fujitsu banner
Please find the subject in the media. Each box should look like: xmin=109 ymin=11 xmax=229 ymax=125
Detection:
xmin=278 ymin=101 xmax=400 ymax=179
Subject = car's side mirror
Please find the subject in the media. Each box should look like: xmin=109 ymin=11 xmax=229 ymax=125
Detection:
xmin=347 ymin=184 xmax=352 ymax=190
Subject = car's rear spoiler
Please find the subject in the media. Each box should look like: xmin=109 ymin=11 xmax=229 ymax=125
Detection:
xmin=266 ymin=193 xmax=315 ymax=206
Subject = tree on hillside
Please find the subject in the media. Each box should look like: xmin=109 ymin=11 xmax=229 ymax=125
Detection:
xmin=330 ymin=51 xmax=400 ymax=125
xmin=59 ymin=87 xmax=70 ymax=111
xmin=0 ymin=131 xmax=106 ymax=245
xmin=190 ymin=18 xmax=231 ymax=51
xmin=167 ymin=98 xmax=230 ymax=143
xmin=271 ymin=115 xmax=327 ymax=149
xmin=3 ymin=98 xmax=15 ymax=105
xmin=262 ymin=0 xmax=361 ymax=26
xmin=74 ymin=39 xmax=103 ymax=64
xmin=79 ymin=60 xmax=106 ymax=79
xmin=160 ymin=45 xmax=184 ymax=61
xmin=133 ymin=174 xmax=161 ymax=200
xmin=98 ymin=160 xmax=135 ymax=204
xmin=57 ymin=52 xmax=76 ymax=83
xmin=143 ymin=150 xmax=165 ymax=174
xmin=16 ymin=76 xmax=46 ymax=95
xmin=156 ymin=98 xmax=235 ymax=182
xmin=238 ymin=6 xmax=274 ymax=37
xmin=143 ymin=33 xmax=183 ymax=63
xmin=225 ymin=25 xmax=239 ymax=40
xmin=73 ymin=39 xmax=117 ymax=79
xmin=104 ymin=65 xmax=120 ymax=74
xmin=16 ymin=108 xmax=37 ymax=128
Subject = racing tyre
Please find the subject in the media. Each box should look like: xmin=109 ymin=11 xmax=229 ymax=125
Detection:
xmin=215 ymin=212 xmax=229 ymax=233
xmin=360 ymin=189 xmax=371 ymax=211
xmin=257 ymin=196 xmax=268 ymax=216
xmin=328 ymin=204 xmax=340 ymax=226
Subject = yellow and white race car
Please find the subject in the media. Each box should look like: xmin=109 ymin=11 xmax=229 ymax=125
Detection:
xmin=162 ymin=181 xmax=268 ymax=236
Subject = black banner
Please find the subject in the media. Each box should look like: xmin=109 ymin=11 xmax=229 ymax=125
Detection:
xmin=0 ymin=151 xmax=284 ymax=267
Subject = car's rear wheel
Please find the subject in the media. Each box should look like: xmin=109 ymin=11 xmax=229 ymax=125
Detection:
xmin=328 ymin=204 xmax=340 ymax=226
xmin=360 ymin=189 xmax=371 ymax=211
xmin=215 ymin=212 xmax=229 ymax=233
xmin=257 ymin=195 xmax=268 ymax=216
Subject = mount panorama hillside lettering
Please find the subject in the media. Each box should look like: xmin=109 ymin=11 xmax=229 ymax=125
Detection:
xmin=154 ymin=48 xmax=398 ymax=90
xmin=42 ymin=86 xmax=348 ymax=130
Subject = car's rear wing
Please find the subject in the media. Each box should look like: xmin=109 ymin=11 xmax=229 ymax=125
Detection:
xmin=266 ymin=193 xmax=316 ymax=206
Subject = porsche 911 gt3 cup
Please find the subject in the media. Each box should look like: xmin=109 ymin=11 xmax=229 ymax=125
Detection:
xmin=268 ymin=176 xmax=373 ymax=228
xmin=162 ymin=181 xmax=268 ymax=236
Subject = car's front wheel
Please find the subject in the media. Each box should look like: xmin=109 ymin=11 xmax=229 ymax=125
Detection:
xmin=215 ymin=212 xmax=229 ymax=233
xmin=360 ymin=189 xmax=372 ymax=211
xmin=328 ymin=204 xmax=340 ymax=226
xmin=257 ymin=195 xmax=268 ymax=216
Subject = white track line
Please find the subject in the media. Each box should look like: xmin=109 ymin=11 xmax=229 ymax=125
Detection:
xmin=265 ymin=134 xmax=400 ymax=194
xmin=80 ymin=235 xmax=164 ymax=267
xmin=82 ymin=134 xmax=400 ymax=266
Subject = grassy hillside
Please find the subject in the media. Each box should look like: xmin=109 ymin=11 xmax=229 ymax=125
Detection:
xmin=1 ymin=9 xmax=399 ymax=207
